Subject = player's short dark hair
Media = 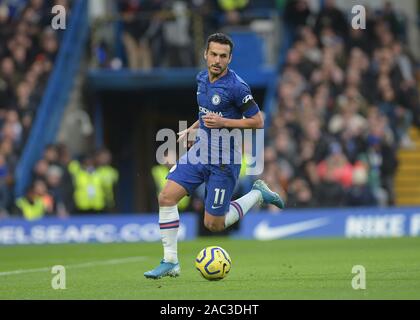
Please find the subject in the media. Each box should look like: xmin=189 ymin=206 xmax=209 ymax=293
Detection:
xmin=206 ymin=33 xmax=234 ymax=55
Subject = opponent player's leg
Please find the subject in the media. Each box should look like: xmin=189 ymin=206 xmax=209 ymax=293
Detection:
xmin=144 ymin=179 xmax=187 ymax=279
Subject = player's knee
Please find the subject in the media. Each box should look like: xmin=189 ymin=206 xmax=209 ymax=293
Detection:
xmin=204 ymin=221 xmax=225 ymax=233
xmin=158 ymin=191 xmax=177 ymax=207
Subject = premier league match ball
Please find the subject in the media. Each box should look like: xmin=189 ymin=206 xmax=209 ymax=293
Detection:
xmin=195 ymin=246 xmax=232 ymax=281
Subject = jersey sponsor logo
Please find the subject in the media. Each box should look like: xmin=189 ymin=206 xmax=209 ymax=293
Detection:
xmin=211 ymin=205 xmax=223 ymax=210
xmin=211 ymin=94 xmax=221 ymax=105
xmin=242 ymin=94 xmax=253 ymax=104
xmin=253 ymin=217 xmax=330 ymax=240
xmin=198 ymin=106 xmax=223 ymax=117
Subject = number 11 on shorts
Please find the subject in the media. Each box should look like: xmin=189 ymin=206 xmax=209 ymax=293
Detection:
xmin=214 ymin=188 xmax=226 ymax=205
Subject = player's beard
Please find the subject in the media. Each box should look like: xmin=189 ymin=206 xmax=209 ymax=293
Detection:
xmin=209 ymin=64 xmax=226 ymax=78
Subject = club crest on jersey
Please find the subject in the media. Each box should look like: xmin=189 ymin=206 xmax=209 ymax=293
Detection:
xmin=211 ymin=94 xmax=221 ymax=105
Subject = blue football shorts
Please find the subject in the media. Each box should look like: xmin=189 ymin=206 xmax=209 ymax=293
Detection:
xmin=166 ymin=153 xmax=240 ymax=216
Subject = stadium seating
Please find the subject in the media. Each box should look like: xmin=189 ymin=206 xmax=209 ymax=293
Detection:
xmin=0 ymin=0 xmax=70 ymax=216
xmin=0 ymin=0 xmax=91 ymax=218
xmin=263 ymin=0 xmax=420 ymax=209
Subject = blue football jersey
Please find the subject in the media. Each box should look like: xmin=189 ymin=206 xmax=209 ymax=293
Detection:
xmin=193 ymin=68 xmax=260 ymax=165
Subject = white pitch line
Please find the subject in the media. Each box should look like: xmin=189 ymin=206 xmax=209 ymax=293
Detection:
xmin=0 ymin=256 xmax=147 ymax=277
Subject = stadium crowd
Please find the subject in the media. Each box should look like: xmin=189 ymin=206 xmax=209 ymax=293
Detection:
xmin=0 ymin=0 xmax=68 ymax=218
xmin=261 ymin=0 xmax=420 ymax=210
xmin=0 ymin=0 xmax=119 ymax=220
xmin=18 ymin=144 xmax=118 ymax=220
xmin=95 ymin=0 xmax=268 ymax=69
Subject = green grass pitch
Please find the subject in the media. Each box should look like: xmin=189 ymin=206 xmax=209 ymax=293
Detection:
xmin=0 ymin=237 xmax=419 ymax=299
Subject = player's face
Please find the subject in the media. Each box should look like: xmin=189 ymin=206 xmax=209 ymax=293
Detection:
xmin=205 ymin=42 xmax=232 ymax=78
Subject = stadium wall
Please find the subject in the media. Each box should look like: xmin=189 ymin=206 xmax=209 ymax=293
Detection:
xmin=234 ymin=207 xmax=420 ymax=240
xmin=0 ymin=213 xmax=197 ymax=245
xmin=1 ymin=208 xmax=420 ymax=245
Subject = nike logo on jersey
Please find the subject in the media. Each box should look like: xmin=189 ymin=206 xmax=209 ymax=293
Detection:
xmin=253 ymin=217 xmax=330 ymax=240
xmin=211 ymin=205 xmax=223 ymax=209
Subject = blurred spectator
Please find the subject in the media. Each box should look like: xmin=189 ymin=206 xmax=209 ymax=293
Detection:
xmin=95 ymin=148 xmax=119 ymax=211
xmin=217 ymin=0 xmax=249 ymax=26
xmin=346 ymin=163 xmax=377 ymax=207
xmin=299 ymin=27 xmax=322 ymax=68
xmin=33 ymin=158 xmax=49 ymax=180
xmin=190 ymin=0 xmax=218 ymax=38
xmin=283 ymin=0 xmax=311 ymax=31
xmin=364 ymin=132 xmax=398 ymax=206
xmin=314 ymin=0 xmax=348 ymax=41
xmin=56 ymin=143 xmax=75 ymax=213
xmin=162 ymin=1 xmax=193 ymax=67
xmin=45 ymin=165 xmax=69 ymax=217
xmin=316 ymin=143 xmax=354 ymax=189
xmin=119 ymin=0 xmax=157 ymax=69
xmin=296 ymin=138 xmax=319 ymax=188
xmin=347 ymin=27 xmax=371 ymax=55
xmin=260 ymin=146 xmax=287 ymax=211
xmin=0 ymin=57 xmax=17 ymax=107
xmin=315 ymin=164 xmax=347 ymax=207
xmin=0 ymin=6 xmax=13 ymax=58
xmin=15 ymin=183 xmax=46 ymax=221
xmin=376 ymin=83 xmax=412 ymax=146
xmin=379 ymin=1 xmax=404 ymax=40
xmin=152 ymin=150 xmax=189 ymax=211
xmin=40 ymin=27 xmax=59 ymax=62
xmin=44 ymin=143 xmax=60 ymax=165
xmin=287 ymin=177 xmax=317 ymax=208
xmin=329 ymin=100 xmax=367 ymax=136
xmin=68 ymin=155 xmax=106 ymax=214
xmin=33 ymin=178 xmax=54 ymax=214
xmin=235 ymin=147 xmax=254 ymax=196
xmin=0 ymin=153 xmax=11 ymax=217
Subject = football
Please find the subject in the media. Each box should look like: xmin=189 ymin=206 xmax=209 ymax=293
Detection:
xmin=195 ymin=246 xmax=232 ymax=280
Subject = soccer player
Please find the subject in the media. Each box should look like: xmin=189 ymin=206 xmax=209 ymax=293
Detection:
xmin=144 ymin=33 xmax=285 ymax=279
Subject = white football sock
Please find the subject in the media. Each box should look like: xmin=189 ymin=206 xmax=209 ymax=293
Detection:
xmin=224 ymin=190 xmax=262 ymax=228
xmin=159 ymin=205 xmax=179 ymax=264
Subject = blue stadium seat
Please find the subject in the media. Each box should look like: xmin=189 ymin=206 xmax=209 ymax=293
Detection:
xmin=228 ymin=31 xmax=265 ymax=70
